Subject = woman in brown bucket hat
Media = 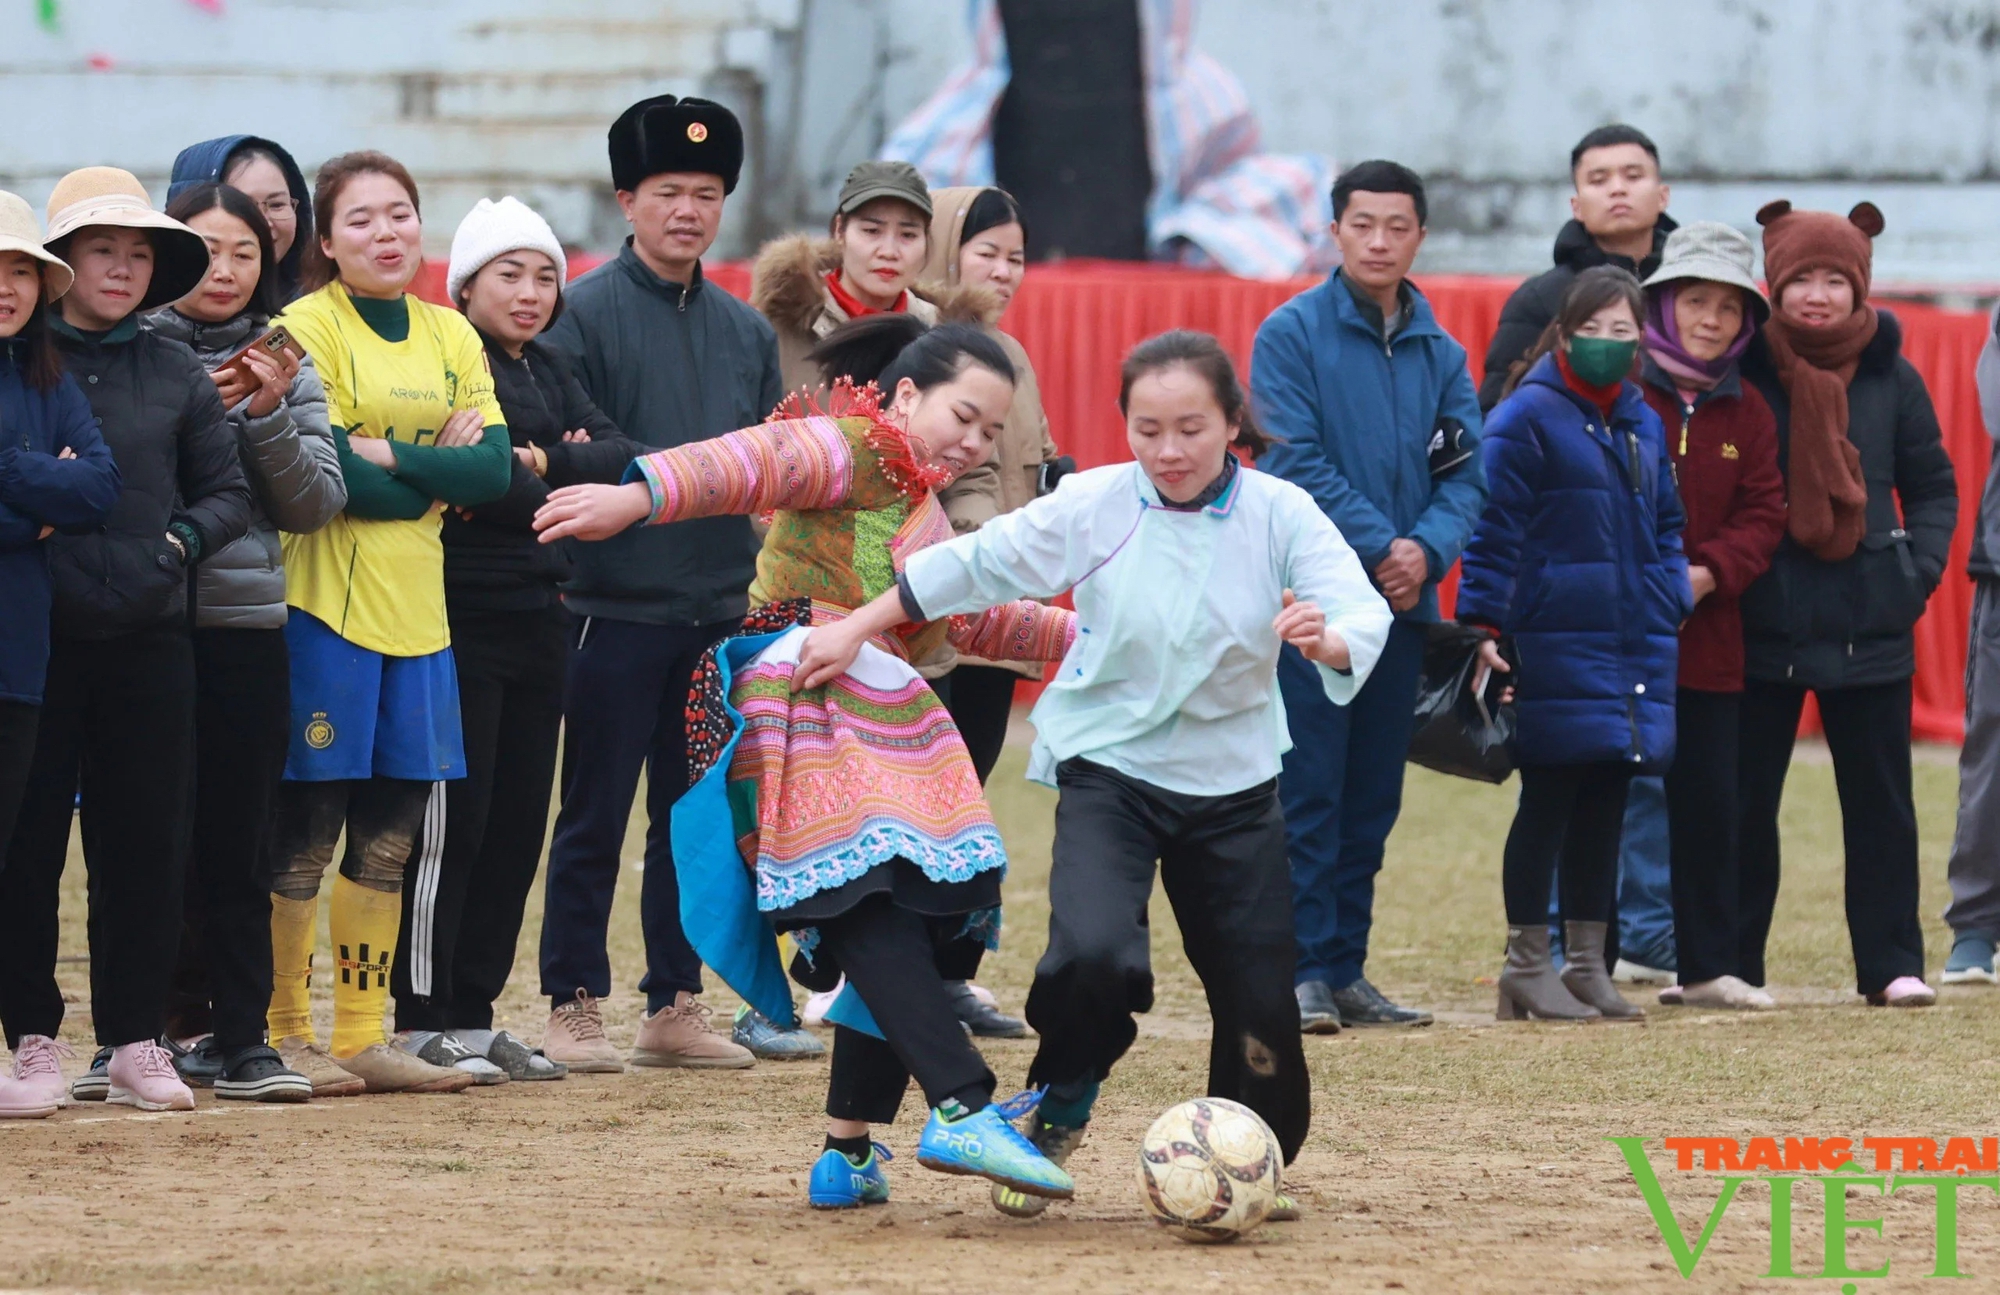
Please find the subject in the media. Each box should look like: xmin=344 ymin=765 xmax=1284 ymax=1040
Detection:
xmin=0 ymin=167 xmax=253 ymax=1114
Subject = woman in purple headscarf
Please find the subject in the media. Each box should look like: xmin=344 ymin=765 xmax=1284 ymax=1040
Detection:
xmin=1635 ymin=220 xmax=1787 ymax=1012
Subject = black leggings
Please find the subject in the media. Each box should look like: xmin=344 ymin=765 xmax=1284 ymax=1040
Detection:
xmin=1503 ymin=763 xmax=1634 ymax=927
xmin=270 ymin=777 xmax=432 ymax=899
xmin=816 ymin=893 xmax=996 ymax=1124
xmin=942 ymin=664 xmax=1018 ymax=785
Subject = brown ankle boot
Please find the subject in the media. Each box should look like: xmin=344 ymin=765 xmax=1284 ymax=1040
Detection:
xmin=1497 ymin=926 xmax=1600 ymax=1021
xmin=1559 ymin=922 xmax=1645 ymax=1021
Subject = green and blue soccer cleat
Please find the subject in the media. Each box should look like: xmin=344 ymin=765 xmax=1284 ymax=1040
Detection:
xmin=917 ymin=1090 xmax=1075 ymax=1201
xmin=808 ymin=1142 xmax=893 ymax=1209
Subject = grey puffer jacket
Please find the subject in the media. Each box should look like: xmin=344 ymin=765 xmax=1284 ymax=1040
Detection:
xmin=144 ymin=308 xmax=345 ymax=628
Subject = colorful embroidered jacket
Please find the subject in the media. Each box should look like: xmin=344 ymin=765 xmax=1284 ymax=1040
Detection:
xmin=627 ymin=382 xmax=1075 ymax=665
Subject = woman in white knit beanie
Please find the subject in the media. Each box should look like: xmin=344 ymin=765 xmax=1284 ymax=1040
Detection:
xmin=389 ymin=196 xmax=643 ymax=1082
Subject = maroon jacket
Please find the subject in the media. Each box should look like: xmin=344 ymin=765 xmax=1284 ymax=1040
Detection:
xmin=1639 ymin=357 xmax=1786 ymax=693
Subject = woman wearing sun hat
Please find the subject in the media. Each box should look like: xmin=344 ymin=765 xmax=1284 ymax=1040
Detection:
xmin=0 ymin=167 xmax=252 ymax=1115
xmin=0 ymin=192 xmax=122 ymax=1120
xmin=1634 ymin=222 xmax=1787 ymax=1012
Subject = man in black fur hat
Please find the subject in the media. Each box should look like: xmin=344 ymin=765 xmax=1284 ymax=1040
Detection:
xmin=539 ymin=95 xmax=803 ymax=1071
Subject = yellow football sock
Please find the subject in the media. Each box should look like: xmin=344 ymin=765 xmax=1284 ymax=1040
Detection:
xmin=267 ymin=894 xmax=318 ymax=1043
xmin=329 ymin=876 xmax=401 ymax=1058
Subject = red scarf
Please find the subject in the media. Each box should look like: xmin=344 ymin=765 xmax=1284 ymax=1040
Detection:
xmin=1762 ymin=307 xmax=1876 ymax=562
xmin=1555 ymin=350 xmax=1622 ymax=419
xmin=824 ymin=271 xmax=907 ymax=319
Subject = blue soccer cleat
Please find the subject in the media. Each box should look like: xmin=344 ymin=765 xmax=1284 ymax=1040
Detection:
xmin=808 ymin=1143 xmax=893 ymax=1209
xmin=917 ymin=1090 xmax=1076 ymax=1201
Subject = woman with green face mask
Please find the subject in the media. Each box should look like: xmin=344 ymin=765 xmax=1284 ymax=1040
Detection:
xmin=1456 ymin=264 xmax=1692 ymax=1023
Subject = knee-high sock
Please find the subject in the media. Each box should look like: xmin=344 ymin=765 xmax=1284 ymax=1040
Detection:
xmin=267 ymin=894 xmax=319 ymax=1043
xmin=330 ymin=876 xmax=401 ymax=1057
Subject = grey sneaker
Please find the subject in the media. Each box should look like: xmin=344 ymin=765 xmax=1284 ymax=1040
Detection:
xmin=991 ymin=1122 xmax=1086 ymax=1218
xmin=397 ymin=1030 xmax=509 ymax=1086
xmin=731 ymin=1005 xmax=827 ymax=1060
xmin=462 ymin=1030 xmax=567 ymax=1081
xmin=69 ymin=1047 xmax=112 ymax=1102
xmin=1943 ymin=933 xmax=1998 ymax=985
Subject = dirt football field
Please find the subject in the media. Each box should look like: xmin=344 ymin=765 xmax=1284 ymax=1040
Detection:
xmin=4 ymin=743 xmax=1998 ymax=1294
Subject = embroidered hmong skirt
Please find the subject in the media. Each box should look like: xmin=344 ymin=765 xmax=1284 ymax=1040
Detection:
xmin=686 ymin=601 xmax=1005 ymax=929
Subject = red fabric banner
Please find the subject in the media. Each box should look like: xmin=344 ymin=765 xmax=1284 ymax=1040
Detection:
xmin=414 ymin=257 xmax=1988 ymax=741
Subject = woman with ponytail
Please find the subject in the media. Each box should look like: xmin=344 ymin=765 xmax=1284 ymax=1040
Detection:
xmin=534 ymin=313 xmax=1078 ymax=1212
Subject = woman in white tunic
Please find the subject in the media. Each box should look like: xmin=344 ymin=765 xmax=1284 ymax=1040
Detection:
xmin=797 ymin=330 xmax=1393 ymax=1217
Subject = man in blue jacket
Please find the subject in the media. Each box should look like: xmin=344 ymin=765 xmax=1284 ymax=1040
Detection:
xmin=1253 ymin=160 xmax=1486 ymax=1031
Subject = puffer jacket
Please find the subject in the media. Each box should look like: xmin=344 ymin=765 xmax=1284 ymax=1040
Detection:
xmin=1738 ymin=309 xmax=1958 ymax=689
xmin=0 ymin=340 xmax=121 ymax=703
xmin=1457 ymin=353 xmax=1690 ymax=770
xmin=47 ymin=315 xmax=252 ymax=639
xmin=442 ymin=329 xmax=646 ymax=613
xmin=143 ymin=307 xmax=344 ymax=629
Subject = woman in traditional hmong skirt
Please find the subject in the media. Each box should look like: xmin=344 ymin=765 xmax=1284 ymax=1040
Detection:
xmin=533 ymin=315 xmax=1078 ymax=1210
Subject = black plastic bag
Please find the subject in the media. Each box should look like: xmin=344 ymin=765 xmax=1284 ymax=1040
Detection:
xmin=1406 ymin=621 xmax=1516 ymax=783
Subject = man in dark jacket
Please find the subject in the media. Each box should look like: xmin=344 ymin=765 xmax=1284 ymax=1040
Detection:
xmin=536 ymin=96 xmax=784 ymax=1071
xmin=1478 ymin=125 xmax=1675 ymax=413
xmin=1945 ymin=305 xmax=2000 ymax=984
xmin=1253 ymin=161 xmax=1486 ymax=1031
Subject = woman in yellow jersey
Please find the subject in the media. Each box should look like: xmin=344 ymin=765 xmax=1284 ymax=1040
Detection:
xmin=267 ymin=152 xmax=510 ymax=1095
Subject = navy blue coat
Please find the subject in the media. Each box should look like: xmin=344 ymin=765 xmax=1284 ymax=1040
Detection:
xmin=1456 ymin=354 xmax=1690 ymax=770
xmin=1253 ymin=271 xmax=1487 ymax=622
xmin=0 ymin=340 xmax=122 ymax=704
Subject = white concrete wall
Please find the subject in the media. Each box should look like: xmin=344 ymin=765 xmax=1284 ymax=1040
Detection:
xmin=7 ymin=0 xmax=2000 ymax=282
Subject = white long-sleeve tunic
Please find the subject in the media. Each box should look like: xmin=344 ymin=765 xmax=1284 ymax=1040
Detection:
xmin=903 ymin=460 xmax=1394 ymax=796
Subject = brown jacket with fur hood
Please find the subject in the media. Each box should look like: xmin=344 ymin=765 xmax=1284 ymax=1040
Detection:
xmin=748 ymin=232 xmax=1002 ymax=676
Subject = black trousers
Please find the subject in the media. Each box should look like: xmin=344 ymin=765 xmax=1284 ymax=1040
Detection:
xmin=1666 ymin=690 xmax=1744 ymax=986
xmin=0 ymin=700 xmax=40 ymax=877
xmin=819 ymin=894 xmax=997 ymax=1124
xmin=942 ymin=664 xmax=1018 ymax=785
xmin=1737 ymin=677 xmax=1923 ymax=994
xmin=394 ymin=606 xmax=566 ymax=1031
xmin=1024 ymin=759 xmax=1308 ymax=1163
xmin=540 ymin=615 xmax=733 ymax=1010
xmin=166 ymin=628 xmax=290 ymax=1050
xmin=0 ymin=628 xmax=195 ymax=1048
xmin=1503 ymin=762 xmax=1634 ymax=927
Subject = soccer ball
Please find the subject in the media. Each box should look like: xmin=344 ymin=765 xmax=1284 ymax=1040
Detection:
xmin=1136 ymin=1097 xmax=1282 ymax=1243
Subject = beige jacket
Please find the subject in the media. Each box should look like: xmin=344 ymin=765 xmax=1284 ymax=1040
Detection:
xmin=923 ymin=186 xmax=1062 ymax=678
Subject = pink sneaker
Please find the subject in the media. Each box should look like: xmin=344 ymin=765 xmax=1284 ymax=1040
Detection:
xmin=11 ymin=1035 xmax=72 ymax=1110
xmin=0 ymin=1073 xmax=56 ymax=1119
xmin=106 ymin=1040 xmax=195 ymax=1111
xmin=1867 ymin=976 xmax=1938 ymax=1007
